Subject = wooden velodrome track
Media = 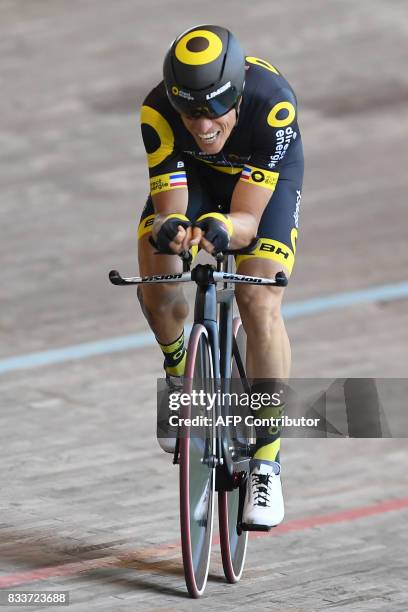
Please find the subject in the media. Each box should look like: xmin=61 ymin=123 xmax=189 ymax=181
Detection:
xmin=1 ymin=0 xmax=407 ymax=609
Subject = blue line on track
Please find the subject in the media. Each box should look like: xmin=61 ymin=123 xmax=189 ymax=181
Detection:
xmin=1 ymin=281 xmax=407 ymax=375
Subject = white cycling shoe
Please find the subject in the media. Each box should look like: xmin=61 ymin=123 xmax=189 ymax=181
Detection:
xmin=242 ymin=459 xmax=284 ymax=530
xmin=157 ymin=434 xmax=177 ymax=454
xmin=157 ymin=374 xmax=182 ymax=454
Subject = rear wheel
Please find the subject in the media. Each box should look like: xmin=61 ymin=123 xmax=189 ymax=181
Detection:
xmin=218 ymin=317 xmax=249 ymax=583
xmin=179 ymin=324 xmax=215 ymax=598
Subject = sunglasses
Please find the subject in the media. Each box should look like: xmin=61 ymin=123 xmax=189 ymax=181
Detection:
xmin=173 ymin=87 xmax=241 ymax=120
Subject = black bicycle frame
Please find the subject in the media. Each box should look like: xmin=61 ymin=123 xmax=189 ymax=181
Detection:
xmin=191 ymin=259 xmax=251 ymax=481
xmin=109 ymin=244 xmax=286 ymax=480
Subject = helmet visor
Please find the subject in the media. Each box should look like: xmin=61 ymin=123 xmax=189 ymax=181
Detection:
xmin=170 ymin=85 xmax=241 ymax=119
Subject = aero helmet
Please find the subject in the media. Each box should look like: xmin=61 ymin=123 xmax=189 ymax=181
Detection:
xmin=163 ymin=25 xmax=245 ymax=118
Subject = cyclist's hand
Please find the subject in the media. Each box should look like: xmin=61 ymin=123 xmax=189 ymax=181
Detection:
xmin=153 ymin=214 xmax=192 ymax=254
xmin=174 ymin=225 xmax=203 ymax=252
xmin=170 ymin=225 xmax=196 ymax=253
xmin=194 ymin=214 xmax=233 ymax=254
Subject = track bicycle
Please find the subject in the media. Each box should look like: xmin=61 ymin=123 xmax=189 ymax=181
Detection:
xmin=109 ymin=246 xmax=287 ymax=597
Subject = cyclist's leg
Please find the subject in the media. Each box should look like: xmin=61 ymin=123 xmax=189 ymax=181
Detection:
xmin=235 ymin=169 xmax=302 ymax=381
xmin=236 ymin=157 xmax=303 ymax=527
xmin=235 ymin=259 xmax=289 ymax=467
xmin=137 ymin=158 xmax=224 ymax=375
xmin=138 ymin=202 xmax=189 ymax=375
xmin=138 ymin=221 xmax=186 ymax=345
xmin=234 ymin=139 xmax=303 ymax=381
xmin=235 ymin=260 xmax=290 ymax=378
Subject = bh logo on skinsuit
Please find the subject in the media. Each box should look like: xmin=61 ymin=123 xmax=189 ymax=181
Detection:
xmin=175 ymin=29 xmax=223 ymax=65
xmin=137 ymin=214 xmax=156 ymax=239
xmin=259 ymin=242 xmax=290 ymax=260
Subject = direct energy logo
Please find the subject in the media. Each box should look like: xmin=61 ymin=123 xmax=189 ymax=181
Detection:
xmin=269 ymin=127 xmax=297 ymax=169
xmin=172 ymin=86 xmax=194 ymax=101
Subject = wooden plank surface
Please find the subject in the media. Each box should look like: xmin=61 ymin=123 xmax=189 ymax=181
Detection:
xmin=1 ymin=0 xmax=407 ymax=609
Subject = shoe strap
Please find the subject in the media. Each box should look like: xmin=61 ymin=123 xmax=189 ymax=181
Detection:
xmin=250 ymin=458 xmax=281 ymax=475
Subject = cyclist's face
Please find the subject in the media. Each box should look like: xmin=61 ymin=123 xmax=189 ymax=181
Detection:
xmin=181 ymin=107 xmax=237 ymax=154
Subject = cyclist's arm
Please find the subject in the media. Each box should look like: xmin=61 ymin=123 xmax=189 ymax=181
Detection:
xmin=151 ymin=189 xmax=194 ymax=253
xmin=227 ymin=181 xmax=270 ymax=249
xmin=151 ymin=189 xmax=188 ymax=217
xmin=140 ymin=93 xmax=193 ymax=252
xmin=195 ymin=181 xmax=269 ymax=253
xmin=226 ymin=85 xmax=299 ymax=249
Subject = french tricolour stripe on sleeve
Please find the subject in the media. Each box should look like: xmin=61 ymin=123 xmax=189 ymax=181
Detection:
xmin=169 ymin=172 xmax=187 ymax=187
xmin=240 ymin=166 xmax=252 ymax=181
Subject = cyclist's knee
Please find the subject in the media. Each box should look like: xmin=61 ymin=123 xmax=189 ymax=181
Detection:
xmin=139 ymin=285 xmax=188 ymax=324
xmin=137 ymin=286 xmax=147 ymax=318
xmin=236 ymin=286 xmax=283 ymax=330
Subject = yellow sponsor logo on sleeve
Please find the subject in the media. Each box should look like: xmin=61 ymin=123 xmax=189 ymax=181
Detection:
xmin=149 ymin=172 xmax=187 ymax=195
xmin=240 ymin=165 xmax=279 ymax=191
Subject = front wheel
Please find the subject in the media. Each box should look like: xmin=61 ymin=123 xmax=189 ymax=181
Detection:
xmin=179 ymin=324 xmax=215 ymax=598
xmin=218 ymin=317 xmax=249 ymax=583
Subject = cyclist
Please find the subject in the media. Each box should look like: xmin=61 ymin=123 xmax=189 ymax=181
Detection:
xmin=137 ymin=25 xmax=304 ymax=528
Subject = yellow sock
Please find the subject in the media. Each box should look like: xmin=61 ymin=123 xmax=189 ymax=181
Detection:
xmin=253 ymin=404 xmax=284 ymax=463
xmin=254 ymin=438 xmax=281 ymax=463
xmin=158 ymin=331 xmax=186 ymax=377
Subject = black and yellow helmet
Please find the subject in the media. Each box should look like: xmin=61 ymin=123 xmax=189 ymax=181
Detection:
xmin=163 ymin=25 xmax=245 ymax=118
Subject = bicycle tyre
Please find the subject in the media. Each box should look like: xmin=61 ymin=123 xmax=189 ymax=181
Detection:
xmin=179 ymin=324 xmax=216 ymax=598
xmin=218 ymin=317 xmax=249 ymax=583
